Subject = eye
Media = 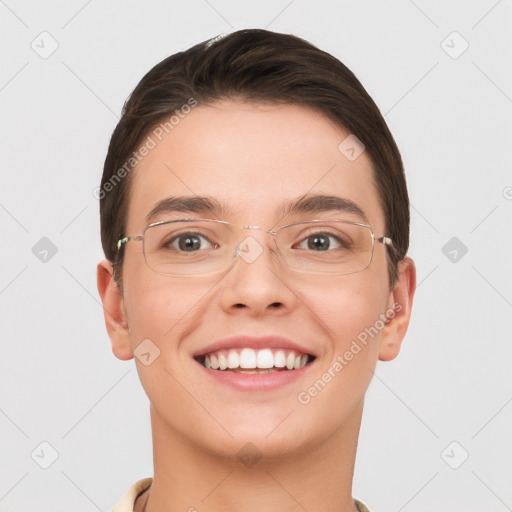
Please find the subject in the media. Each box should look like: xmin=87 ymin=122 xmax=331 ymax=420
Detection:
xmin=166 ymin=233 xmax=215 ymax=252
xmin=296 ymin=232 xmax=344 ymax=251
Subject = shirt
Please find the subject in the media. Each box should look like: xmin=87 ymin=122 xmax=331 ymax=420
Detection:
xmin=110 ymin=478 xmax=373 ymax=512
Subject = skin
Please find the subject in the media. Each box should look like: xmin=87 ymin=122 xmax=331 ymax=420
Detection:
xmin=97 ymin=100 xmax=416 ymax=512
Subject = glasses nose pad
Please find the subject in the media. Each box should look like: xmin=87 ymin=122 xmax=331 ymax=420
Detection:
xmin=232 ymin=234 xmax=265 ymax=265
xmin=230 ymin=227 xmax=283 ymax=268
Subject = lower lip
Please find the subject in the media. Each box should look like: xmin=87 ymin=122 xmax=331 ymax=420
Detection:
xmin=196 ymin=360 xmax=315 ymax=391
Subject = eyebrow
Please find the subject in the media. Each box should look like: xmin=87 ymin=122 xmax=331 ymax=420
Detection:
xmin=278 ymin=193 xmax=368 ymax=224
xmin=146 ymin=196 xmax=231 ymax=224
xmin=145 ymin=193 xmax=368 ymax=225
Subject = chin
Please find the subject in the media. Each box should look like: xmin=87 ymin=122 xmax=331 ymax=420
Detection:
xmin=189 ymin=409 xmax=336 ymax=465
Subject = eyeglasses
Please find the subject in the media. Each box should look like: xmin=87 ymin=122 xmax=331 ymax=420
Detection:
xmin=117 ymin=218 xmax=393 ymax=277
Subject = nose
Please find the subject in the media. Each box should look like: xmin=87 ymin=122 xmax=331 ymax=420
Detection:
xmin=217 ymin=231 xmax=298 ymax=316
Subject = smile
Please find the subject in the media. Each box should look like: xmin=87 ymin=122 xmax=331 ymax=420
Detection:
xmin=196 ymin=348 xmax=315 ymax=373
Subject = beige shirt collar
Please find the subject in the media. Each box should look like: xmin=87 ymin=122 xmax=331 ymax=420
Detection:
xmin=111 ymin=478 xmax=373 ymax=512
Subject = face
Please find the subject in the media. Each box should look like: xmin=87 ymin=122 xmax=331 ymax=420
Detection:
xmin=99 ymin=100 xmax=414 ymax=460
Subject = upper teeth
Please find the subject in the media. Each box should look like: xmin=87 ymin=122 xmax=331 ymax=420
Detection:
xmin=202 ymin=348 xmax=310 ymax=371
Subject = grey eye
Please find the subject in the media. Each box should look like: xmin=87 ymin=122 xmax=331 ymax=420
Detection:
xmin=297 ymin=233 xmax=343 ymax=251
xmin=168 ymin=233 xmax=213 ymax=251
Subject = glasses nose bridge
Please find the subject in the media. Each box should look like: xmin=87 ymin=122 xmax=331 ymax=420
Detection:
xmin=241 ymin=225 xmax=279 ymax=247
xmin=235 ymin=225 xmax=280 ymax=259
xmin=242 ymin=225 xmax=278 ymax=237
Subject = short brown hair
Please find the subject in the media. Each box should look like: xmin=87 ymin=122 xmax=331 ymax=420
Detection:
xmin=100 ymin=29 xmax=409 ymax=288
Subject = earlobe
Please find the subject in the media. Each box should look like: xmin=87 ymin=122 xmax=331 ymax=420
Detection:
xmin=96 ymin=260 xmax=134 ymax=361
xmin=378 ymin=257 xmax=416 ymax=362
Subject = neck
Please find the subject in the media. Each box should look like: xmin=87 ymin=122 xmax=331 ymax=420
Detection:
xmin=144 ymin=403 xmax=363 ymax=512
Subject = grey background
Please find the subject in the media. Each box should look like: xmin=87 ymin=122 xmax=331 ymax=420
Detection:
xmin=1 ymin=1 xmax=511 ymax=511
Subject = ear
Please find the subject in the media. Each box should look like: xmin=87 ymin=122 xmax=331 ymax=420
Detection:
xmin=97 ymin=260 xmax=133 ymax=361
xmin=378 ymin=257 xmax=416 ymax=361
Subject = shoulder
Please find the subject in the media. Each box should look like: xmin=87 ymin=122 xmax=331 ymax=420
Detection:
xmin=110 ymin=478 xmax=153 ymax=512
xmin=354 ymin=497 xmax=373 ymax=512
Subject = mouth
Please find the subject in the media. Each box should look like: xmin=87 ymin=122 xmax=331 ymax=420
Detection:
xmin=194 ymin=348 xmax=316 ymax=374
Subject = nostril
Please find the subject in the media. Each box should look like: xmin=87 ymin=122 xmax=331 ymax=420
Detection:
xmin=235 ymin=303 xmax=246 ymax=308
xmin=270 ymin=302 xmax=282 ymax=308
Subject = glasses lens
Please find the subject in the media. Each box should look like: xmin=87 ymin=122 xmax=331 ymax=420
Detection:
xmin=276 ymin=221 xmax=374 ymax=274
xmin=143 ymin=219 xmax=234 ymax=276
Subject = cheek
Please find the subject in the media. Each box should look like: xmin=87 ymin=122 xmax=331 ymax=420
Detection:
xmin=122 ymin=262 xmax=206 ymax=349
xmin=293 ymin=276 xmax=388 ymax=432
xmin=298 ymin=272 xmax=389 ymax=352
xmin=121 ymin=271 xmax=211 ymax=413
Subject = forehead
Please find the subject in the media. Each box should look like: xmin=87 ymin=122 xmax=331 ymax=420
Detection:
xmin=126 ymin=101 xmax=384 ymax=232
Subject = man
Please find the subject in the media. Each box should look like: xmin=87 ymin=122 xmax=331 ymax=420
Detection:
xmin=97 ymin=29 xmax=416 ymax=512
